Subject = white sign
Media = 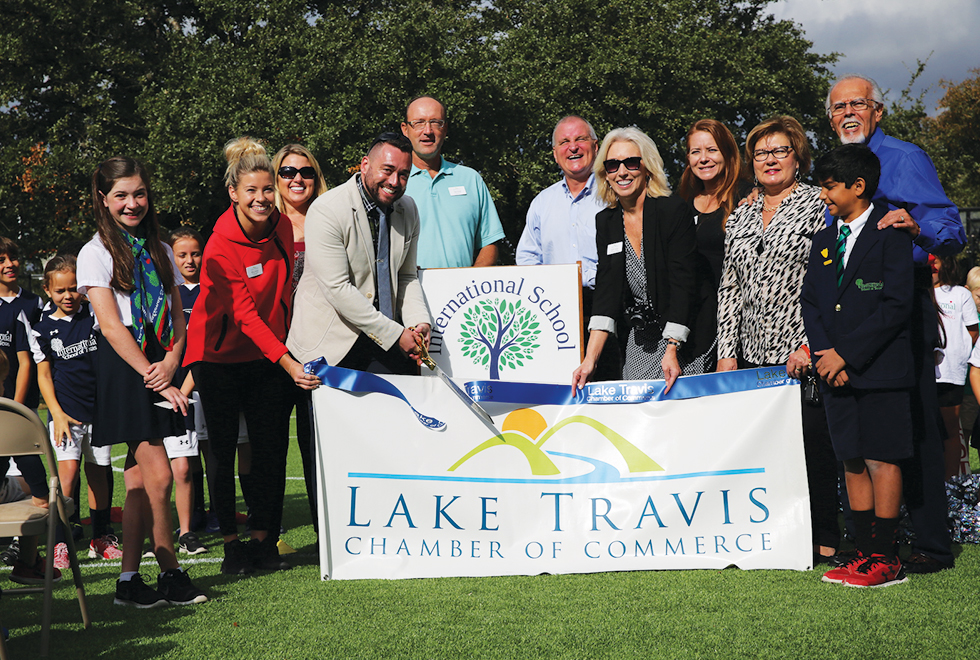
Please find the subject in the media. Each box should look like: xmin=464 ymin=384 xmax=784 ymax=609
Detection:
xmin=418 ymin=265 xmax=583 ymax=384
xmin=312 ymin=369 xmax=813 ymax=580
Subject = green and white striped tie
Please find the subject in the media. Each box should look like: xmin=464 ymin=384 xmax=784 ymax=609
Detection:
xmin=835 ymin=224 xmax=851 ymax=287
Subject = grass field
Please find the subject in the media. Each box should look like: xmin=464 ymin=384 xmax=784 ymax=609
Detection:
xmin=3 ymin=414 xmax=979 ymax=659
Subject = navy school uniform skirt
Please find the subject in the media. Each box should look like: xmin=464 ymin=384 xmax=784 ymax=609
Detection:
xmin=92 ymin=331 xmax=186 ymax=447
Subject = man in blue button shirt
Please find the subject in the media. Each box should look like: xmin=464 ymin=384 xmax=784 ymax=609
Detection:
xmin=517 ymin=115 xmax=605 ymax=289
xmin=401 ymin=96 xmax=505 ymax=269
xmin=517 ymin=115 xmax=620 ymax=380
xmin=826 ymin=74 xmax=965 ymax=573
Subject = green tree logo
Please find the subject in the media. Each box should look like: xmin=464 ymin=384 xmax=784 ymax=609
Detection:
xmin=457 ymin=297 xmax=541 ymax=379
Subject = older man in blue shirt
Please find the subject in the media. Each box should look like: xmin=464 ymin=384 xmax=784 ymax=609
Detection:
xmin=517 ymin=116 xmax=619 ymax=379
xmin=826 ymin=74 xmax=965 ymax=574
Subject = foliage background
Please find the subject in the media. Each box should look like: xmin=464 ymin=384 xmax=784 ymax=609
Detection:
xmin=6 ymin=0 xmax=973 ymax=272
xmin=1 ymin=0 xmax=842 ymax=267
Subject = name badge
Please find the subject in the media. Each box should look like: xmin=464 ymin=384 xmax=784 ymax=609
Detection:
xmin=607 ymin=242 xmax=623 ymax=255
xmin=448 ymin=186 xmax=467 ymax=196
xmin=246 ymin=263 xmax=264 ymax=278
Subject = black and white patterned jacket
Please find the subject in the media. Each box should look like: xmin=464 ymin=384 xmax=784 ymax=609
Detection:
xmin=717 ymin=183 xmax=825 ymax=365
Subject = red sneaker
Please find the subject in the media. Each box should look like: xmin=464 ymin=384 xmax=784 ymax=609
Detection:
xmin=821 ymin=552 xmax=866 ymax=584
xmin=843 ymin=554 xmax=908 ymax=588
xmin=53 ymin=542 xmax=70 ymax=570
xmin=89 ymin=535 xmax=124 ymax=560
xmin=10 ymin=556 xmax=62 ymax=585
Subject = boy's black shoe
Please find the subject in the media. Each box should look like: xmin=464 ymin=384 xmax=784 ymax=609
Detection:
xmin=178 ymin=532 xmax=209 ymax=555
xmin=904 ymin=552 xmax=953 ymax=574
xmin=157 ymin=568 xmax=208 ymax=605
xmin=114 ymin=574 xmax=169 ymax=608
xmin=249 ymin=537 xmax=291 ymax=571
xmin=0 ymin=538 xmax=20 ymax=567
xmin=221 ymin=539 xmax=254 ymax=576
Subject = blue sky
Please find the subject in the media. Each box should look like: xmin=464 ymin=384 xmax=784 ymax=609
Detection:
xmin=770 ymin=0 xmax=980 ymax=114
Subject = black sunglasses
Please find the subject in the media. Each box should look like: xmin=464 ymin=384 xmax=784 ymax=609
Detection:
xmin=603 ymin=157 xmax=642 ymax=174
xmin=278 ymin=166 xmax=316 ymax=180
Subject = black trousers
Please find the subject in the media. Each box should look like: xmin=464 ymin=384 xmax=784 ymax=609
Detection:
xmin=338 ymin=333 xmax=419 ymax=374
xmin=194 ymin=360 xmax=293 ymax=539
xmin=292 ymin=386 xmax=317 ymax=532
xmin=903 ymin=269 xmax=953 ymax=564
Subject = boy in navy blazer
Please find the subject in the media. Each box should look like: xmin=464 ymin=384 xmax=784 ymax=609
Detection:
xmin=801 ymin=144 xmax=915 ymax=588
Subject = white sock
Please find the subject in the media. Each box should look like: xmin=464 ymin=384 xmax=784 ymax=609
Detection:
xmin=119 ymin=571 xmax=137 ymax=582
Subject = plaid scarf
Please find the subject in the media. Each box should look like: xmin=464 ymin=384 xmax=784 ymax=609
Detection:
xmin=121 ymin=230 xmax=173 ymax=351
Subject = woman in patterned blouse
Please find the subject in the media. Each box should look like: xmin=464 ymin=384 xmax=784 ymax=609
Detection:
xmin=716 ymin=116 xmax=841 ymax=563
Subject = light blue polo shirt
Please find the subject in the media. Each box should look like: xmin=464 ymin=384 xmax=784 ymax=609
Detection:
xmin=405 ymin=157 xmax=505 ymax=269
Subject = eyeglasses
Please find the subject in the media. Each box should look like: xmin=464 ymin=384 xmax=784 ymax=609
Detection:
xmin=752 ymin=146 xmax=793 ymax=162
xmin=278 ymin=166 xmax=316 ymax=180
xmin=828 ymin=98 xmax=879 ymax=117
xmin=405 ymin=119 xmax=446 ymax=130
xmin=603 ymin=157 xmax=642 ymax=174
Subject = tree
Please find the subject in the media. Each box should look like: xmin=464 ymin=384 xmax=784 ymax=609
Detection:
xmin=458 ymin=298 xmax=541 ymax=379
xmin=0 ymin=0 xmax=183 ymax=258
xmin=1 ymin=0 xmax=837 ymax=265
xmin=924 ymin=69 xmax=980 ymax=209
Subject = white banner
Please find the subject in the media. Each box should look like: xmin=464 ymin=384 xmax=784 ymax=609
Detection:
xmin=312 ymin=368 xmax=812 ymax=580
xmin=418 ymin=264 xmax=583 ymax=383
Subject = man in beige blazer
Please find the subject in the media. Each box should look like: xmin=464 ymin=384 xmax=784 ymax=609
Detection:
xmin=287 ymin=133 xmax=431 ymax=372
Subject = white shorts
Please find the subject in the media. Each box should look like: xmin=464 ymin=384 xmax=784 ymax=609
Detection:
xmin=49 ymin=421 xmax=112 ymax=467
xmin=0 ymin=476 xmax=27 ymax=504
xmin=163 ymin=430 xmax=200 ymax=459
xmin=192 ymin=393 xmax=249 ymax=445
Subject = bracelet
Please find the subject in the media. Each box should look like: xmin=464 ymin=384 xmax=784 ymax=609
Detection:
xmin=666 ymin=338 xmax=682 ymax=348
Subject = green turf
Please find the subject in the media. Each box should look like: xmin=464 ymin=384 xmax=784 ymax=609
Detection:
xmin=3 ymin=415 xmax=978 ymax=659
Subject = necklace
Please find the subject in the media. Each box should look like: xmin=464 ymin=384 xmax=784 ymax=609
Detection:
xmin=762 ymin=181 xmax=797 ymax=213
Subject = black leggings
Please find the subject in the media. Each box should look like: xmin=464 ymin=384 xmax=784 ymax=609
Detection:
xmin=194 ymin=360 xmax=292 ymax=539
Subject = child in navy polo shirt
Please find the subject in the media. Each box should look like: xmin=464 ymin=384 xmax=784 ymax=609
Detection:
xmin=0 ymin=236 xmax=44 ymax=410
xmin=0 ymin=286 xmax=31 ymax=406
xmin=34 ymin=255 xmax=121 ymax=563
xmin=801 ymin=144 xmax=915 ymax=588
xmin=0 ymin=343 xmax=65 ymax=585
xmin=165 ymin=228 xmax=209 ymax=555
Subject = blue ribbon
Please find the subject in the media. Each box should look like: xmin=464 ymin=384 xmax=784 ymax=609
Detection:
xmin=305 ymin=357 xmax=796 ymax=412
xmin=304 ymin=357 xmax=446 ymax=431
xmin=464 ymin=368 xmax=796 ymax=405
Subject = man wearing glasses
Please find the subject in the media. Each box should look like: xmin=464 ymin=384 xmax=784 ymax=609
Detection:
xmin=400 ymin=96 xmax=504 ymax=269
xmin=826 ymin=74 xmax=964 ymax=574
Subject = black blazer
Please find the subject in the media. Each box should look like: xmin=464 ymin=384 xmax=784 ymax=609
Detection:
xmin=800 ymin=204 xmax=915 ymax=389
xmin=592 ymin=194 xmax=698 ymax=341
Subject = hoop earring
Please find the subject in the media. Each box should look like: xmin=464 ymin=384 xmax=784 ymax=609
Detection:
xmin=795 ymin=167 xmax=801 ymax=182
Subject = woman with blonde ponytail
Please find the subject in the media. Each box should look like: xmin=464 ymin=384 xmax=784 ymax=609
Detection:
xmin=183 ymin=137 xmax=320 ymax=576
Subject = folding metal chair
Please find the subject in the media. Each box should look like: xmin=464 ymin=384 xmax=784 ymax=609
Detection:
xmin=0 ymin=398 xmax=90 ymax=658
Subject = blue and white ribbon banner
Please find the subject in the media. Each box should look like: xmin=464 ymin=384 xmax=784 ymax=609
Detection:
xmin=312 ymin=367 xmax=812 ymax=580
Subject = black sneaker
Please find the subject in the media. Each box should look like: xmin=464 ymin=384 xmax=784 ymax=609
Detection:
xmin=114 ymin=574 xmax=169 ymax=608
xmin=249 ymin=537 xmax=291 ymax=571
xmin=157 ymin=568 xmax=208 ymax=605
xmin=178 ymin=532 xmax=209 ymax=555
xmin=0 ymin=538 xmax=20 ymax=567
xmin=221 ymin=539 xmax=254 ymax=576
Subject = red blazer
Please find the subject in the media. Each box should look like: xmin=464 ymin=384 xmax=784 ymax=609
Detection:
xmin=183 ymin=205 xmax=294 ymax=366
